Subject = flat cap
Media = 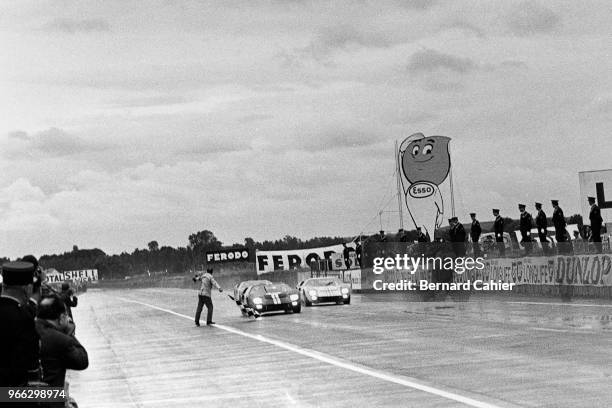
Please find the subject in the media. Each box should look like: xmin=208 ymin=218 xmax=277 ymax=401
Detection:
xmin=518 ymin=204 xmax=526 ymax=209
xmin=535 ymin=202 xmax=542 ymax=207
xmin=492 ymin=208 xmax=500 ymax=213
xmin=1 ymin=261 xmax=36 ymax=286
xmin=551 ymin=200 xmax=559 ymax=205
xmin=469 ymin=212 xmax=476 ymax=216
xmin=588 ymin=196 xmax=596 ymax=201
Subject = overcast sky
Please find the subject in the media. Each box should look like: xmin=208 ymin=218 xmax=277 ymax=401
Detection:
xmin=1 ymin=0 xmax=611 ymax=259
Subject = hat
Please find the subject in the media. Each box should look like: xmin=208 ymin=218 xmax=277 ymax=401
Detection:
xmin=535 ymin=202 xmax=542 ymax=208
xmin=518 ymin=204 xmax=526 ymax=209
xmin=206 ymin=267 xmax=213 ymax=273
xmin=448 ymin=218 xmax=453 ymax=223
xmin=61 ymin=282 xmax=70 ymax=291
xmin=37 ymin=295 xmax=66 ymax=320
xmin=451 ymin=216 xmax=458 ymax=222
xmin=1 ymin=261 xmax=36 ymax=286
xmin=588 ymin=196 xmax=596 ymax=202
xmin=492 ymin=208 xmax=500 ymax=213
xmin=379 ymin=230 xmax=385 ymax=234
xmin=20 ymin=255 xmax=39 ymax=270
xmin=551 ymin=200 xmax=559 ymax=205
xmin=469 ymin=212 xmax=476 ymax=217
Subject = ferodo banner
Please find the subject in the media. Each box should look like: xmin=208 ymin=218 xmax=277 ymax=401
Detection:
xmin=206 ymin=247 xmax=251 ymax=264
xmin=461 ymin=254 xmax=612 ymax=286
xmin=256 ymin=244 xmax=354 ymax=274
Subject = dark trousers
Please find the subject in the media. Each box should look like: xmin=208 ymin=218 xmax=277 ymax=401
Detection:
xmin=538 ymin=230 xmax=549 ymax=254
xmin=592 ymin=226 xmax=602 ymax=252
xmin=195 ymin=295 xmax=213 ymax=324
xmin=495 ymin=233 xmax=505 ymax=256
xmin=520 ymin=231 xmax=532 ymax=254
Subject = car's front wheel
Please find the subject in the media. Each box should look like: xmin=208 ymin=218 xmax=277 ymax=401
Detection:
xmin=293 ymin=304 xmax=301 ymax=313
xmin=302 ymin=291 xmax=312 ymax=306
xmin=344 ymin=297 xmax=351 ymax=305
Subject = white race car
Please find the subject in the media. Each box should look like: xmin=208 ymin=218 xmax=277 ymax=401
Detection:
xmin=297 ymin=277 xmax=351 ymax=306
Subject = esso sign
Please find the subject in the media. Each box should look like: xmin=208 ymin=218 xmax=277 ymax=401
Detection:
xmin=409 ymin=182 xmax=435 ymax=198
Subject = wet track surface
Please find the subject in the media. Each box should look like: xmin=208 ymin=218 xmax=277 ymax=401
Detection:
xmin=68 ymin=289 xmax=612 ymax=407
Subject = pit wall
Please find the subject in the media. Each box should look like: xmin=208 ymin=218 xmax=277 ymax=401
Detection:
xmin=360 ymin=253 xmax=612 ymax=299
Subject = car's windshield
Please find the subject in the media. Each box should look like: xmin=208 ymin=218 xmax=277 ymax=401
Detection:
xmin=306 ymin=278 xmax=340 ymax=286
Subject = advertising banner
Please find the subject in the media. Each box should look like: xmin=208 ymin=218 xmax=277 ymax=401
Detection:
xmin=460 ymin=254 xmax=612 ymax=286
xmin=206 ymin=247 xmax=251 ymax=264
xmin=256 ymin=243 xmax=355 ymax=274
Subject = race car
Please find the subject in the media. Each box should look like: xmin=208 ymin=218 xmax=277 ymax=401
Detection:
xmin=297 ymin=277 xmax=351 ymax=306
xmin=233 ymin=280 xmax=271 ymax=305
xmin=242 ymin=281 xmax=301 ymax=314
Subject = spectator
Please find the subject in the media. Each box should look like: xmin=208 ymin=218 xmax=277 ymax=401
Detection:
xmin=535 ymin=202 xmax=549 ymax=255
xmin=518 ymin=204 xmax=534 ymax=255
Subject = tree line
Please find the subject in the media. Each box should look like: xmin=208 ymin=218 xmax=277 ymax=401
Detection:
xmin=3 ymin=213 xmax=585 ymax=280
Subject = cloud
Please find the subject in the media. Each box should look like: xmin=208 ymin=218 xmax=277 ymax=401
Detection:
xmin=407 ymin=49 xmax=478 ymax=75
xmin=506 ymin=1 xmax=560 ymax=36
xmin=43 ymin=18 xmax=110 ymax=33
xmin=2 ymin=128 xmax=112 ymax=158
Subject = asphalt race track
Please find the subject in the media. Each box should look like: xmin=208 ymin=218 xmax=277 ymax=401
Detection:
xmin=67 ymin=288 xmax=612 ymax=408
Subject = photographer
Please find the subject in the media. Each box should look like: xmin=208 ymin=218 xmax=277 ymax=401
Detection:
xmin=36 ymin=294 xmax=88 ymax=407
xmin=60 ymin=282 xmax=78 ymax=322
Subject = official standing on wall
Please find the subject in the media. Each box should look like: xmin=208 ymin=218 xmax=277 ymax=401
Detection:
xmin=551 ymin=200 xmax=568 ymax=254
xmin=518 ymin=204 xmax=534 ymax=255
xmin=470 ymin=212 xmax=482 ymax=257
xmin=535 ymin=202 xmax=549 ymax=254
xmin=588 ymin=196 xmax=603 ymax=253
xmin=493 ymin=209 xmax=505 ymax=257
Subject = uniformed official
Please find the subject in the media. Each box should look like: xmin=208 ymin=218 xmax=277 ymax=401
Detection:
xmin=470 ymin=213 xmax=482 ymax=257
xmin=535 ymin=202 xmax=549 ymax=255
xmin=518 ymin=204 xmax=534 ymax=255
xmin=193 ymin=268 xmax=223 ymax=326
xmin=0 ymin=261 xmax=41 ymax=387
xmin=551 ymin=200 xmax=568 ymax=254
xmin=493 ymin=209 xmax=505 ymax=257
xmin=588 ymin=196 xmax=603 ymax=253
xmin=449 ymin=216 xmax=467 ymax=256
xmin=416 ymin=227 xmax=429 ymax=243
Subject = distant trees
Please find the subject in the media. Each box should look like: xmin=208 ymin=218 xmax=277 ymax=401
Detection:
xmin=27 ymin=229 xmax=349 ymax=280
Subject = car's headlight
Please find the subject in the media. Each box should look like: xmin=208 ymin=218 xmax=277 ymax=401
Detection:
xmin=290 ymin=294 xmax=299 ymax=301
xmin=308 ymin=290 xmax=317 ymax=297
xmin=341 ymin=287 xmax=349 ymax=294
xmin=253 ymin=297 xmax=263 ymax=305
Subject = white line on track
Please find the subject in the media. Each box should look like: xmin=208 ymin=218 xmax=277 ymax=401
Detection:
xmin=117 ymin=297 xmax=513 ymax=408
xmin=506 ymin=301 xmax=612 ymax=308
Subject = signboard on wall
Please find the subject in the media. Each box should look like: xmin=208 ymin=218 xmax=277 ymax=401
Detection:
xmin=579 ymin=169 xmax=612 ymax=224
